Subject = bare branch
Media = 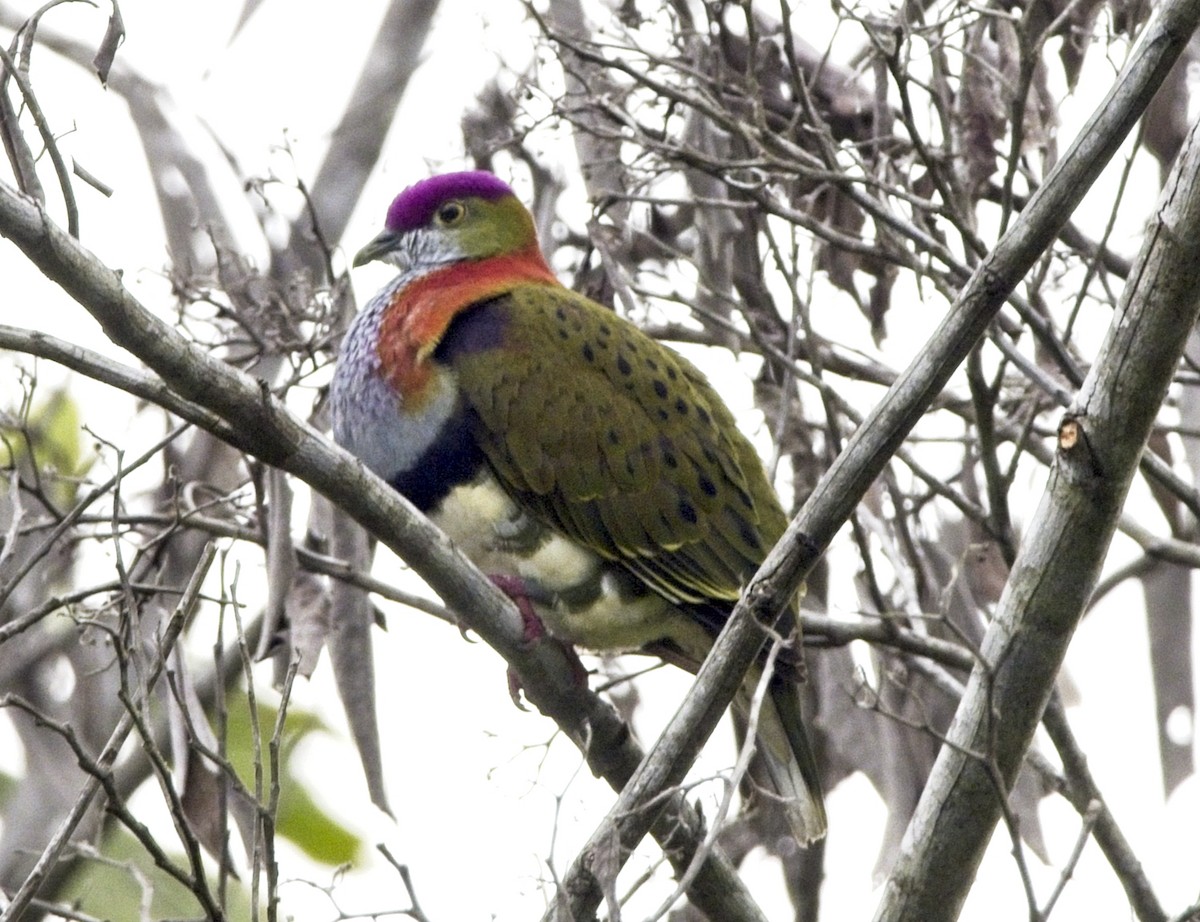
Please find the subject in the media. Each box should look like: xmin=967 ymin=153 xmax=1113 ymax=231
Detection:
xmin=0 ymin=541 xmax=218 ymax=920
xmin=876 ymin=38 xmax=1200 ymax=918
xmin=544 ymin=0 xmax=1200 ymax=913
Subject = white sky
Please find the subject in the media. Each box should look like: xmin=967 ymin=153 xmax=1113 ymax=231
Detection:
xmin=1 ymin=0 xmax=1198 ymax=920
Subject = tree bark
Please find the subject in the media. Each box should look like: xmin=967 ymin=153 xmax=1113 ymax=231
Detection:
xmin=874 ymin=43 xmax=1200 ymax=922
xmin=542 ymin=0 xmax=1200 ymax=915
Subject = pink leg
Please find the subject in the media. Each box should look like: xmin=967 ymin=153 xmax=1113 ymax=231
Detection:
xmin=488 ymin=574 xmax=545 ymax=643
xmin=487 ymin=574 xmax=589 ymax=707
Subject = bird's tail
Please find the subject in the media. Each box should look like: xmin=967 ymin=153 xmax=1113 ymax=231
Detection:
xmin=737 ymin=671 xmax=827 ymax=844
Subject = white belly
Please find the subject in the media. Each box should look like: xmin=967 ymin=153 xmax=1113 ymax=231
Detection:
xmin=431 ymin=472 xmax=686 ymax=651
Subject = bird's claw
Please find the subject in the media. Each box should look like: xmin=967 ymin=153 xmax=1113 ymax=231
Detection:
xmin=506 ymin=667 xmax=529 ymax=710
xmin=488 ymin=573 xmax=546 ymax=645
xmin=490 ymin=573 xmax=545 ymax=710
xmin=488 ymin=573 xmax=590 ymax=707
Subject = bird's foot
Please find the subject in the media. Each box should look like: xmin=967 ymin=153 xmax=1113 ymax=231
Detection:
xmin=488 ymin=573 xmax=546 ymax=644
xmin=503 ymin=641 xmax=589 ymax=709
xmin=488 ymin=573 xmax=588 ymax=708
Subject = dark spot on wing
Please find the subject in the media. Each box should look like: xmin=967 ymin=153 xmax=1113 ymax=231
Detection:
xmin=726 ymin=506 xmax=762 ymax=550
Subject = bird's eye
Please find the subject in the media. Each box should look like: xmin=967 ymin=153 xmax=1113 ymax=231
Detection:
xmin=436 ymin=201 xmax=466 ymax=225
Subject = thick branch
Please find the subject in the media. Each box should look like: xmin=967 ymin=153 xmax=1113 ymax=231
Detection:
xmin=0 ymin=188 xmax=760 ymax=921
xmin=874 ymin=41 xmax=1200 ymax=922
xmin=545 ymin=0 xmax=1200 ymax=915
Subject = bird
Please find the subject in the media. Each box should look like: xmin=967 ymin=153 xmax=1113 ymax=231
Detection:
xmin=329 ymin=170 xmax=826 ymax=843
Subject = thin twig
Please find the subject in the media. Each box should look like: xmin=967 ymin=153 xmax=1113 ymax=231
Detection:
xmin=376 ymin=844 xmax=434 ymax=922
xmin=0 ymin=541 xmax=219 ymax=922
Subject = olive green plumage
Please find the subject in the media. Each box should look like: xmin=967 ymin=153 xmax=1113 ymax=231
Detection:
xmin=333 ymin=172 xmax=826 ymax=843
xmin=446 ymin=284 xmax=825 ymax=839
xmin=453 ymin=285 xmax=788 ymax=612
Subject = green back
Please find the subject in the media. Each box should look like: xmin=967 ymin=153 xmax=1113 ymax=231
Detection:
xmin=448 ymin=285 xmax=789 ymax=609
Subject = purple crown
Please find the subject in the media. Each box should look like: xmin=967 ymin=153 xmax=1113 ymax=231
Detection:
xmin=384 ymin=171 xmax=515 ymax=232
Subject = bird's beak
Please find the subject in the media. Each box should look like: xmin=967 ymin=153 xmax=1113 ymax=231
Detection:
xmin=353 ymin=230 xmax=402 ymax=268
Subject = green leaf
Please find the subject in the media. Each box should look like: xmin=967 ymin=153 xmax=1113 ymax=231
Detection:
xmin=276 ymin=777 xmax=362 ymax=865
xmin=1 ymin=388 xmax=93 ymax=505
xmin=224 ymin=690 xmax=363 ymax=866
xmin=0 ymin=769 xmax=15 ymax=809
xmin=61 ymin=825 xmax=255 ymax=922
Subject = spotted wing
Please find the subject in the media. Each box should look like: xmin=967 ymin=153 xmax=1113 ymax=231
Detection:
xmin=442 ymin=286 xmax=789 ymax=615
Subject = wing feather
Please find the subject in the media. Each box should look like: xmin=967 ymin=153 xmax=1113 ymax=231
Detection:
xmin=445 ymin=287 xmax=787 ymax=613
